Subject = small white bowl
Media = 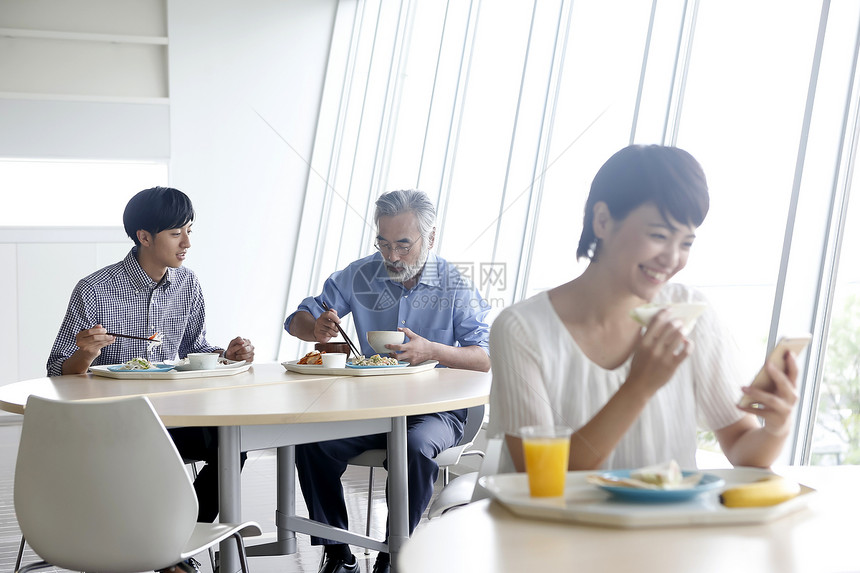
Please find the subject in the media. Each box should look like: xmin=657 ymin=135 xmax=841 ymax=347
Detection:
xmin=187 ymin=352 xmax=219 ymax=370
xmin=320 ymin=352 xmax=347 ymax=369
xmin=367 ymin=330 xmax=405 ymax=354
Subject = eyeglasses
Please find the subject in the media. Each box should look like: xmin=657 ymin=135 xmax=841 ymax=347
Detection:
xmin=374 ymin=239 xmax=418 ymax=256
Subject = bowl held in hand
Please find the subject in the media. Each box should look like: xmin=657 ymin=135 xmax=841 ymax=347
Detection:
xmin=367 ymin=330 xmax=405 ymax=354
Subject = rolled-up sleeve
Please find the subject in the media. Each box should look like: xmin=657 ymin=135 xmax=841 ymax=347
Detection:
xmin=284 ymin=269 xmax=354 ymax=333
xmin=452 ymin=284 xmax=490 ymax=353
xmin=46 ymin=280 xmax=95 ymax=376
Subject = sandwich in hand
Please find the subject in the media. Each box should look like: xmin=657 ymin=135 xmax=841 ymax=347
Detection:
xmin=630 ymin=302 xmax=707 ymax=335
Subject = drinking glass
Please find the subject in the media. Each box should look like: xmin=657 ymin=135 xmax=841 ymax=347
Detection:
xmin=520 ymin=425 xmax=573 ymax=497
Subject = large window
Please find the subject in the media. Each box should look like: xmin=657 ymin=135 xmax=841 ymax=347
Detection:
xmin=285 ymin=0 xmax=860 ymax=467
xmin=813 ymin=190 xmax=860 ymax=465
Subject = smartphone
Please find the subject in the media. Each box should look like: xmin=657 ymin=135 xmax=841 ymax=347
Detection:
xmin=738 ymin=334 xmax=812 ymax=409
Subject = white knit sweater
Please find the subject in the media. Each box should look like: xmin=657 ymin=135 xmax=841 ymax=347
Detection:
xmin=487 ymin=283 xmax=746 ymax=471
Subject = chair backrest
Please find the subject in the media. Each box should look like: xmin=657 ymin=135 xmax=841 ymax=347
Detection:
xmin=14 ymin=395 xmax=198 ymax=573
xmin=470 ymin=437 xmax=504 ymax=502
xmin=460 ymin=404 xmax=485 ymax=447
xmin=432 ymin=404 xmax=486 ymax=468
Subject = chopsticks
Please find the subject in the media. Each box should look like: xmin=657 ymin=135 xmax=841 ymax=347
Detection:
xmin=320 ymin=301 xmax=362 ymax=358
xmin=106 ymin=332 xmax=160 ymax=342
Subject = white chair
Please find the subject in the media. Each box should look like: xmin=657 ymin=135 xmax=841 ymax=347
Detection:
xmin=427 ymin=436 xmax=503 ymax=518
xmin=15 ymin=458 xmax=218 ymax=572
xmin=14 ymin=395 xmax=261 ymax=573
xmin=347 ymin=404 xmax=485 ymax=544
xmin=185 ymin=459 xmax=218 ymax=572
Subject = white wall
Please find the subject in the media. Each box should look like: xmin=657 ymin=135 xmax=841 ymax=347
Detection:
xmin=166 ymin=0 xmax=338 ymax=361
xmin=0 ymin=0 xmax=338 ymax=383
xmin=0 ymin=228 xmax=129 ymax=384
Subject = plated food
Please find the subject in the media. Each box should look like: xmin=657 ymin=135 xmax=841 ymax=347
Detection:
xmin=587 ymin=460 xmax=702 ymax=490
xmin=118 ymin=357 xmax=157 ymax=370
xmin=298 ymin=351 xmax=323 ymax=365
xmin=281 ymin=359 xmax=436 ymax=376
xmin=296 ymin=350 xmax=401 ymax=367
xmin=349 ymin=354 xmax=400 ymax=366
xmin=588 ymin=471 xmax=724 ymax=502
xmin=106 ymin=357 xmax=176 ymax=373
xmin=585 ymin=460 xmax=724 ymax=502
xmin=480 ymin=467 xmax=815 ymax=528
xmin=719 ymin=475 xmax=801 ymax=508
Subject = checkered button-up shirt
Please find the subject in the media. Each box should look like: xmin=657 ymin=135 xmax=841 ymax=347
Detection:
xmin=47 ymin=247 xmax=220 ymax=376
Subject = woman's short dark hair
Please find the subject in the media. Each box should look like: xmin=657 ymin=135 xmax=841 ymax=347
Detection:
xmin=576 ymin=145 xmax=709 ymax=261
xmin=123 ymin=187 xmax=195 ymax=246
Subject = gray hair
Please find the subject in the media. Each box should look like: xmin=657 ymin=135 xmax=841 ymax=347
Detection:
xmin=374 ymin=189 xmax=436 ymax=241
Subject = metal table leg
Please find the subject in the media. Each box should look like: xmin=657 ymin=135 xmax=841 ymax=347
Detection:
xmin=218 ymin=426 xmax=242 ymax=573
xmin=387 ymin=416 xmax=408 ymax=573
xmin=245 ymin=445 xmax=298 ymax=557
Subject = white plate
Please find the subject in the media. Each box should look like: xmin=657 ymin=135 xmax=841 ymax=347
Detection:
xmin=90 ymin=362 xmax=252 ymax=379
xmin=480 ymin=468 xmax=816 ymax=528
xmin=107 ymin=364 xmax=175 ymax=373
xmin=592 ymin=470 xmax=725 ymax=502
xmin=281 ymin=360 xmax=438 ymax=376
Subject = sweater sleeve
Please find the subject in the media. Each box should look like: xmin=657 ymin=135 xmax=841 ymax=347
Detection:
xmin=690 ymin=301 xmax=747 ymax=431
xmin=487 ymin=302 xmax=557 ymax=438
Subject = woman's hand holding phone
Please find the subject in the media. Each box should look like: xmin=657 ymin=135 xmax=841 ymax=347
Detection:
xmin=738 ymin=335 xmax=808 ymax=435
xmin=739 ymin=335 xmax=810 ymax=408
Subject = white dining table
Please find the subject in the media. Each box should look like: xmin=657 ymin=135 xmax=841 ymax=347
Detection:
xmin=0 ymin=361 xmax=491 ymax=573
xmin=398 ymin=465 xmax=860 ymax=573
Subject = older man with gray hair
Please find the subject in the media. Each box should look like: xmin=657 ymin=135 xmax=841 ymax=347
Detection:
xmin=284 ymin=189 xmax=490 ymax=573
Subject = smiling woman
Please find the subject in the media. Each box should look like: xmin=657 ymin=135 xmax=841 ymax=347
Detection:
xmin=488 ymin=145 xmax=800 ymax=476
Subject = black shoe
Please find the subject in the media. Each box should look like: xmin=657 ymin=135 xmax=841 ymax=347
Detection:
xmin=319 ymin=555 xmax=359 ymax=573
xmin=162 ymin=558 xmax=200 ymax=573
xmin=372 ymin=555 xmax=390 ymax=573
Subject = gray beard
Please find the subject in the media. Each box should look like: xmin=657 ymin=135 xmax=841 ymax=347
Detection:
xmin=386 ymin=243 xmax=429 ymax=283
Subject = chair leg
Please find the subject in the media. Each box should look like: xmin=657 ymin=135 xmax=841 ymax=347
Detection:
xmin=207 ymin=546 xmax=217 ymax=572
xmin=364 ymin=466 xmax=374 ymax=555
xmin=233 ymin=533 xmax=251 ymax=573
xmin=14 ymin=536 xmax=25 ymax=573
xmin=188 ymin=462 xmax=217 ymax=573
xmin=17 ymin=560 xmax=53 ymax=573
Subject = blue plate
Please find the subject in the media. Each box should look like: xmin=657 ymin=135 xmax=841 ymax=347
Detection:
xmin=107 ymin=364 xmax=175 ymax=373
xmin=595 ymin=470 xmax=725 ymax=503
xmin=346 ymin=361 xmax=409 ymax=369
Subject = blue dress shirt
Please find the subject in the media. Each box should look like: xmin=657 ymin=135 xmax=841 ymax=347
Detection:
xmin=285 ymin=252 xmax=490 ymax=357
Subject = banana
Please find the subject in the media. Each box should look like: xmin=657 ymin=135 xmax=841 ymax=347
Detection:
xmin=719 ymin=475 xmax=801 ymax=508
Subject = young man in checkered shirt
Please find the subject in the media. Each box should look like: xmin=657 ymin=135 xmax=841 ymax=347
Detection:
xmin=47 ymin=187 xmax=254 ymax=546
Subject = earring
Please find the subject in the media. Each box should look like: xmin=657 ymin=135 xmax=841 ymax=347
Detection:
xmin=588 ymin=238 xmax=601 ymax=260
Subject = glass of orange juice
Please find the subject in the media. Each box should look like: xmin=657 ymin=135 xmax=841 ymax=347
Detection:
xmin=520 ymin=425 xmax=573 ymax=497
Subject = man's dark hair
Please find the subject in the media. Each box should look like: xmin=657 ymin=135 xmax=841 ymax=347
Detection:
xmin=123 ymin=187 xmax=195 ymax=246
